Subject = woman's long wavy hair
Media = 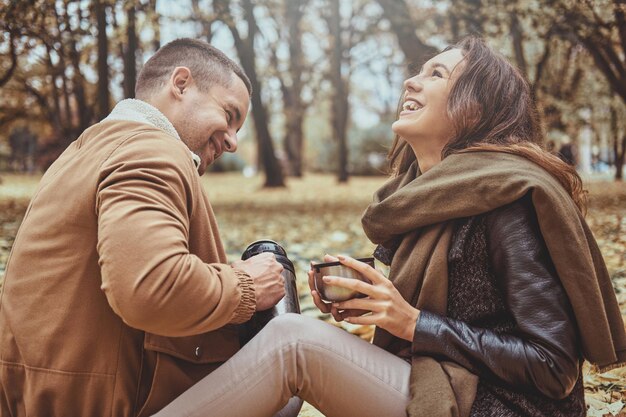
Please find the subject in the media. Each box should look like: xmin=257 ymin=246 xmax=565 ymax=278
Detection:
xmin=388 ymin=36 xmax=587 ymax=213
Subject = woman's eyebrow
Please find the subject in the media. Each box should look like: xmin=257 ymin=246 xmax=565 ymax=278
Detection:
xmin=419 ymin=62 xmax=451 ymax=75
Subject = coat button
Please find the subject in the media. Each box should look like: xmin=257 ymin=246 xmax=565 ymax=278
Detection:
xmin=195 ymin=346 xmax=202 ymax=358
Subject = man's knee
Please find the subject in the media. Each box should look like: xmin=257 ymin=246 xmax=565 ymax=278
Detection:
xmin=261 ymin=313 xmax=325 ymax=346
xmin=264 ymin=313 xmax=306 ymax=335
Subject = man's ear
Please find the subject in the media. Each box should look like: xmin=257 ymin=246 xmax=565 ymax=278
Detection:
xmin=169 ymin=66 xmax=193 ymax=100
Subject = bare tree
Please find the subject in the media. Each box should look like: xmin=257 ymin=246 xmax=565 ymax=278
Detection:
xmin=375 ymin=0 xmax=438 ymax=67
xmin=95 ymin=0 xmax=110 ymax=120
xmin=327 ymin=0 xmax=349 ymax=182
xmin=265 ymin=0 xmax=310 ymax=177
xmin=214 ymin=0 xmax=285 ymax=187
xmin=0 ymin=30 xmax=18 ymax=88
xmin=555 ymin=0 xmax=626 ymax=103
xmin=610 ymin=104 xmax=626 ymax=181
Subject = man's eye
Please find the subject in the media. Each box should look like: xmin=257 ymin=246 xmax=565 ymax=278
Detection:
xmin=226 ymin=111 xmax=233 ymax=123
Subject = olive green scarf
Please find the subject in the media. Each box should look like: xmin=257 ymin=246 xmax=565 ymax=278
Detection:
xmin=361 ymin=151 xmax=626 ymax=417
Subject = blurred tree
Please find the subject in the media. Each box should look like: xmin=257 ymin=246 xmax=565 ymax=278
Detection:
xmin=95 ymin=0 xmax=111 ymax=120
xmin=555 ymin=0 xmax=626 ymax=104
xmin=551 ymin=0 xmax=626 ymax=180
xmin=0 ymin=27 xmax=17 ymax=88
xmin=8 ymin=126 xmax=37 ymax=173
xmin=266 ymin=0 xmax=310 ymax=177
xmin=124 ymin=0 xmax=137 ymax=98
xmin=146 ymin=0 xmax=161 ymax=52
xmin=191 ymin=0 xmax=216 ymax=42
xmin=375 ymin=0 xmax=437 ymax=68
xmin=327 ymin=0 xmax=349 ymax=183
xmin=610 ymin=103 xmax=625 ymax=181
xmin=214 ymin=0 xmax=285 ymax=187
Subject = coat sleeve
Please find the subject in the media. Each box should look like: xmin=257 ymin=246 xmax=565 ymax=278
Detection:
xmin=95 ymin=133 xmax=255 ymax=337
xmin=411 ymin=198 xmax=580 ymax=399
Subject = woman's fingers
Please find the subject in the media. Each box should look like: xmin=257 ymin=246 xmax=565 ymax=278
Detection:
xmin=311 ymin=290 xmax=332 ymax=313
xmin=330 ymin=305 xmax=344 ymax=322
xmin=307 ymin=268 xmax=316 ymax=292
xmin=337 ymin=308 xmax=369 ymax=318
xmin=332 ymin=297 xmax=379 ymax=313
xmin=342 ymin=313 xmax=381 ymax=326
xmin=336 ymin=255 xmax=386 ymax=285
xmin=323 ymin=254 xmax=339 ymax=263
xmin=322 ymin=275 xmax=382 ymax=298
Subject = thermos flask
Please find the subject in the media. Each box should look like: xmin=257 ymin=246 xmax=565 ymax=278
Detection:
xmin=240 ymin=239 xmax=300 ymax=344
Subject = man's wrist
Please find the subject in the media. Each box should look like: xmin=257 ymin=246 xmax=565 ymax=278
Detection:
xmin=230 ymin=267 xmax=256 ymax=324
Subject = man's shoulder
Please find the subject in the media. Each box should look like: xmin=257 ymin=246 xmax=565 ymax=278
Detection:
xmin=94 ymin=120 xmax=194 ymax=170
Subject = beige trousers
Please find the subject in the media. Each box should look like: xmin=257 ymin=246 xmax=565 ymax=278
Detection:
xmin=153 ymin=314 xmax=411 ymax=417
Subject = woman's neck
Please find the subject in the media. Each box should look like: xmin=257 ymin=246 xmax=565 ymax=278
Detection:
xmin=412 ymin=147 xmax=443 ymax=173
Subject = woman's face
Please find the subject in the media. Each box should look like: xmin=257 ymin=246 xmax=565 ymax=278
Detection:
xmin=392 ymin=48 xmax=465 ymax=151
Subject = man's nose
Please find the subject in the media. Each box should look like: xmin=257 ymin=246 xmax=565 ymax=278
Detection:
xmin=223 ymin=132 xmax=238 ymax=153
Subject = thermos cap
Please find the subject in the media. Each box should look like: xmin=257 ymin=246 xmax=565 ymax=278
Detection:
xmin=241 ymin=239 xmax=295 ymax=275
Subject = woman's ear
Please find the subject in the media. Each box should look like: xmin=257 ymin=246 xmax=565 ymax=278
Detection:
xmin=169 ymin=66 xmax=193 ymax=100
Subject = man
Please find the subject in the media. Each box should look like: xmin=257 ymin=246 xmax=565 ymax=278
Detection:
xmin=0 ymin=38 xmax=285 ymax=416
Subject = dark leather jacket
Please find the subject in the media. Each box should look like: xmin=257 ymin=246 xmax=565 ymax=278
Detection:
xmin=411 ymin=198 xmax=580 ymax=400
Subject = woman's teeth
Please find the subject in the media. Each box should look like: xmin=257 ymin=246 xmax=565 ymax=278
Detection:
xmin=402 ymin=100 xmax=421 ymax=111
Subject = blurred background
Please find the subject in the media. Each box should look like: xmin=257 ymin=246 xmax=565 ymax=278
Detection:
xmin=0 ymin=0 xmax=624 ymax=184
xmin=1 ymin=1 xmax=625 ymax=416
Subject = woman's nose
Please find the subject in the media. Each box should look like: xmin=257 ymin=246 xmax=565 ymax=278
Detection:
xmin=223 ymin=133 xmax=238 ymax=153
xmin=403 ymin=75 xmax=423 ymax=92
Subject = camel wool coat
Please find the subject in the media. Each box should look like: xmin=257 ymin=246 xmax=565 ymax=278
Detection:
xmin=0 ymin=117 xmax=256 ymax=417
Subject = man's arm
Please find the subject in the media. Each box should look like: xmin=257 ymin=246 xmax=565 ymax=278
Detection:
xmin=96 ymin=133 xmax=256 ymax=337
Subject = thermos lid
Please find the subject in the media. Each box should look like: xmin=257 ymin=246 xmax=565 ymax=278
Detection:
xmin=241 ymin=239 xmax=295 ymax=275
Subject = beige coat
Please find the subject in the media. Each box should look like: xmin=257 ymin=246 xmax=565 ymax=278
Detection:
xmin=0 ymin=116 xmax=256 ymax=416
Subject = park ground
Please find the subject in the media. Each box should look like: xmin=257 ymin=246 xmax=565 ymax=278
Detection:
xmin=0 ymin=173 xmax=624 ymax=416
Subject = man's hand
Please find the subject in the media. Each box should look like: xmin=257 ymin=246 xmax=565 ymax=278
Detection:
xmin=233 ymin=252 xmax=285 ymax=311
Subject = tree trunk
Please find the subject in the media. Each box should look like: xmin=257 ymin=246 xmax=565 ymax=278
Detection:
xmin=215 ymin=0 xmax=285 ymax=187
xmin=124 ymin=1 xmax=137 ymax=99
xmin=329 ymin=0 xmax=349 ymax=183
xmin=561 ymin=1 xmax=626 ymax=106
xmin=282 ymin=0 xmax=306 ymax=177
xmin=510 ymin=13 xmax=527 ymax=77
xmin=192 ymin=0 xmax=214 ymax=42
xmin=74 ymin=4 xmax=92 ymax=134
xmin=0 ymin=30 xmax=17 ymax=87
xmin=376 ymin=0 xmax=438 ymax=69
xmin=611 ymin=106 xmax=625 ymax=181
xmin=615 ymin=135 xmax=625 ymax=181
xmin=148 ymin=0 xmax=160 ymax=52
xmin=96 ymin=0 xmax=110 ymax=120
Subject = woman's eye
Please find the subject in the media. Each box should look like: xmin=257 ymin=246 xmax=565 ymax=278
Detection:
xmin=226 ymin=111 xmax=232 ymax=123
xmin=432 ymin=70 xmax=443 ymax=78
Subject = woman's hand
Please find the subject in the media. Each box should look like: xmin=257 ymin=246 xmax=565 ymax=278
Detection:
xmin=324 ymin=255 xmax=421 ymax=342
xmin=308 ymin=255 xmax=353 ymax=322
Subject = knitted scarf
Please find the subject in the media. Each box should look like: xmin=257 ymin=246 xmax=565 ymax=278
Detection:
xmin=361 ymin=151 xmax=626 ymax=417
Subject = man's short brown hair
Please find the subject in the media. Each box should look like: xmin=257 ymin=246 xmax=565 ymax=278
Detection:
xmin=135 ymin=38 xmax=252 ymax=99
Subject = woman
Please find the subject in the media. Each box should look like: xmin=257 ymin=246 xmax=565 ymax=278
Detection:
xmin=154 ymin=36 xmax=625 ymax=417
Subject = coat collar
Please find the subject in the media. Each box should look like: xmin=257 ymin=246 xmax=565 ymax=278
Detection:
xmin=104 ymin=99 xmax=201 ymax=169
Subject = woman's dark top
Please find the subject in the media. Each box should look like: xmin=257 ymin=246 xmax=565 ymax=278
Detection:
xmin=411 ymin=197 xmax=586 ymax=416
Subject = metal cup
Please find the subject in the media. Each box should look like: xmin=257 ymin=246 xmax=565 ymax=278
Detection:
xmin=312 ymin=257 xmax=375 ymax=302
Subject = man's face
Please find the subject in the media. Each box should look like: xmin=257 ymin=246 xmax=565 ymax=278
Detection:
xmin=175 ymin=75 xmax=250 ymax=175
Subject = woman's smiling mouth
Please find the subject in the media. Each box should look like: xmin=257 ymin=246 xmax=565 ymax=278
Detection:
xmin=400 ymin=98 xmax=423 ymax=116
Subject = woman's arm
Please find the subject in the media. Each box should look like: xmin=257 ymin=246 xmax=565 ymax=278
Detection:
xmin=411 ymin=198 xmax=580 ymax=399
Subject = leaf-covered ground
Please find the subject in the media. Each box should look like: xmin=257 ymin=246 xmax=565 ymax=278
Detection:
xmin=0 ymin=173 xmax=624 ymax=417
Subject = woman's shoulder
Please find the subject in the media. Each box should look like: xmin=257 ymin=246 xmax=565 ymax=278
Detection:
xmin=486 ymin=193 xmax=535 ymax=223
